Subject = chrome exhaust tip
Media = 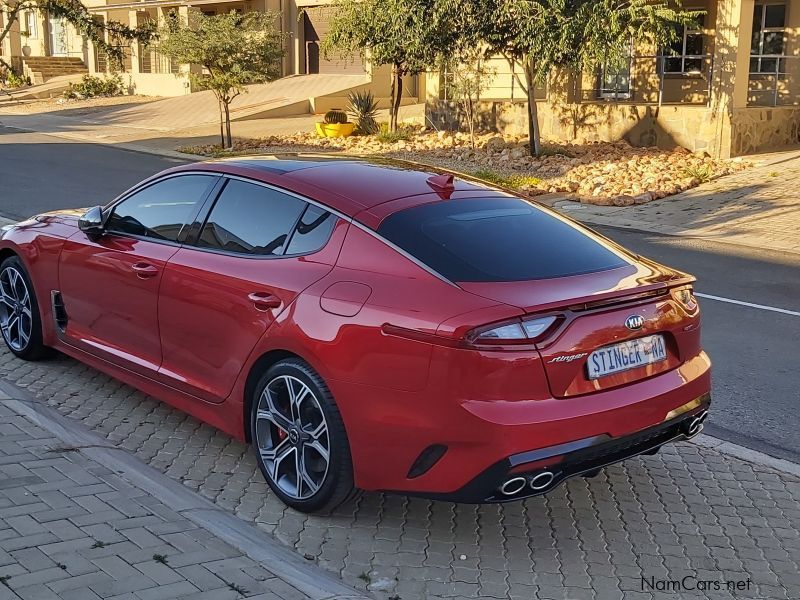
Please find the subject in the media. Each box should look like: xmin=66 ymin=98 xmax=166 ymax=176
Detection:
xmin=499 ymin=477 xmax=528 ymax=496
xmin=686 ymin=410 xmax=709 ymax=437
xmin=529 ymin=471 xmax=555 ymax=491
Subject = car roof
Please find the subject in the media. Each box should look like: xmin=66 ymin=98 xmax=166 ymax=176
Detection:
xmin=169 ymin=155 xmax=496 ymax=219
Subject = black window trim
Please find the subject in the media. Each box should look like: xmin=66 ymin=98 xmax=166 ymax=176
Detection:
xmin=100 ymin=171 xmax=223 ymax=247
xmin=183 ymin=174 xmax=347 ymax=261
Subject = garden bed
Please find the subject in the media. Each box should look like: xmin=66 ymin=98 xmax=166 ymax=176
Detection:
xmin=179 ymin=128 xmax=749 ymax=206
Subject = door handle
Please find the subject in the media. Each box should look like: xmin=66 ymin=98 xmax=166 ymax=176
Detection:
xmin=248 ymin=292 xmax=282 ymax=311
xmin=131 ymin=262 xmax=159 ymax=279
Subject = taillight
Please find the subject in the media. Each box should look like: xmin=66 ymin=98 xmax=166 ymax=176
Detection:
xmin=671 ymin=285 xmax=698 ymax=313
xmin=466 ymin=315 xmax=560 ymax=346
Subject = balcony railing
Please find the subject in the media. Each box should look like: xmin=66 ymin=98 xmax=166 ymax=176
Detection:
xmin=748 ymin=54 xmax=800 ymax=107
xmin=577 ymin=54 xmax=714 ymax=107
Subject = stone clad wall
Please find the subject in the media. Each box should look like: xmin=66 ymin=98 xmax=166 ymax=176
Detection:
xmin=731 ymin=107 xmax=800 ymax=155
xmin=428 ymin=99 xmax=800 ymax=157
xmin=427 ymin=99 xmax=726 ymax=154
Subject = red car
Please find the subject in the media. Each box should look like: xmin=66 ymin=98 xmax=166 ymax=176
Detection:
xmin=0 ymin=157 xmax=710 ymax=512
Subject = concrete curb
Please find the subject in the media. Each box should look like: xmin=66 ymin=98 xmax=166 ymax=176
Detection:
xmin=0 ymin=379 xmax=371 ymax=600
xmin=693 ymin=432 xmax=800 ymax=478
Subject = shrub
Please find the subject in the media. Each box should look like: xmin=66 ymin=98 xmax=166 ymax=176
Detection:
xmin=469 ymin=169 xmax=542 ymax=190
xmin=682 ymin=163 xmax=715 ymax=183
xmin=347 ymin=90 xmax=379 ymax=134
xmin=63 ymin=74 xmax=124 ymax=100
xmin=4 ymin=71 xmax=29 ymax=88
xmin=376 ymin=124 xmax=413 ymax=143
xmin=323 ymin=108 xmax=348 ymax=124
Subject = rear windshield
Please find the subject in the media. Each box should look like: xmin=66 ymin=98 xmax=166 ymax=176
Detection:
xmin=376 ymin=197 xmax=628 ymax=282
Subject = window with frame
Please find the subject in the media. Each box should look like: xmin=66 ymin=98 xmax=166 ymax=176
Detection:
xmin=106 ymin=175 xmax=216 ymax=242
xmin=24 ymin=12 xmax=37 ymax=38
xmin=197 ymin=179 xmax=308 ymax=256
xmin=284 ymin=204 xmax=337 ymax=255
xmin=664 ymin=16 xmax=705 ymax=74
xmin=598 ymin=45 xmax=632 ymax=99
xmin=751 ymin=3 xmax=787 ymax=75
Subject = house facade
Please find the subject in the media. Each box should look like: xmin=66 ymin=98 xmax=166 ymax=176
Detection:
xmin=2 ymin=0 xmax=798 ymax=157
xmin=428 ymin=0 xmax=800 ymax=157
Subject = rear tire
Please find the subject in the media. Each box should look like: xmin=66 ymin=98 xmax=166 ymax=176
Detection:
xmin=250 ymin=358 xmax=356 ymax=513
xmin=0 ymin=256 xmax=52 ymax=361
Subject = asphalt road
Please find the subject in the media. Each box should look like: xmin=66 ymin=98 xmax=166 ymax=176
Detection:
xmin=0 ymin=125 xmax=184 ymax=219
xmin=592 ymin=225 xmax=800 ymax=463
xmin=1 ymin=125 xmax=798 ymax=463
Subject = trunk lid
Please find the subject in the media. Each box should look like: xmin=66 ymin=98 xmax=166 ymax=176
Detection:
xmin=459 ymin=260 xmax=698 ymax=398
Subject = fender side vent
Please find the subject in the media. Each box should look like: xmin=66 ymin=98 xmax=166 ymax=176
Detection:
xmin=51 ymin=290 xmax=68 ymax=333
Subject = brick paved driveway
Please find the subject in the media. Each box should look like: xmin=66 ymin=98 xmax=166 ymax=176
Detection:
xmin=0 ymin=401 xmax=314 ymax=600
xmin=556 ymin=153 xmax=800 ymax=256
xmin=2 ymin=347 xmax=799 ymax=600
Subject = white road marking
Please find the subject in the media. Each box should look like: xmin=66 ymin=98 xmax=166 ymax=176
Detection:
xmin=696 ymin=293 xmax=800 ymax=317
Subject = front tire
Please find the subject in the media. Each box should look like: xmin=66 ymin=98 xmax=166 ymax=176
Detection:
xmin=250 ymin=358 xmax=356 ymax=513
xmin=0 ymin=256 xmax=51 ymax=360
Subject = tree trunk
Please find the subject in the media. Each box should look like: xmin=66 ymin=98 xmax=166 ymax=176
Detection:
xmin=223 ymin=100 xmax=232 ymax=149
xmin=523 ymin=58 xmax=541 ymax=157
xmin=218 ymin=97 xmax=225 ymax=148
xmin=390 ymin=64 xmax=403 ymax=133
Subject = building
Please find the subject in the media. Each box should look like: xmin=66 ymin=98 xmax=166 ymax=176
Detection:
xmin=2 ymin=0 xmax=798 ymax=157
xmin=427 ymin=0 xmax=800 ymax=157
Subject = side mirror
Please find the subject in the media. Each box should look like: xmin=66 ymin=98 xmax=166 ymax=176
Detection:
xmin=78 ymin=206 xmax=105 ymax=238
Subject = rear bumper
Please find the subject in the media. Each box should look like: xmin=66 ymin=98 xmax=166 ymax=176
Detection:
xmin=403 ymin=393 xmax=711 ymax=503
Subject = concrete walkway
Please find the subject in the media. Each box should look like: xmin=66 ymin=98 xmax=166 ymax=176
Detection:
xmin=0 ymin=382 xmax=366 ymax=600
xmin=555 ymin=151 xmax=800 ymax=256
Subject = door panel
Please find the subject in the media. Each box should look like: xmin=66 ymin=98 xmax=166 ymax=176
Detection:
xmin=156 ymin=178 xmax=345 ymax=402
xmin=156 ymin=248 xmax=337 ymax=402
xmin=59 ymin=233 xmax=178 ymax=375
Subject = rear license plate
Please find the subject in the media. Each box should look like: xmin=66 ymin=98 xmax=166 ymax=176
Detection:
xmin=587 ymin=334 xmax=667 ymax=380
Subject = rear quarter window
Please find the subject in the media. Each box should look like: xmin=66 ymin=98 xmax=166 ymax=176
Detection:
xmin=376 ymin=197 xmax=628 ymax=282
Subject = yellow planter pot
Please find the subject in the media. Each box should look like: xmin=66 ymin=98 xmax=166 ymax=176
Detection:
xmin=316 ymin=122 xmax=355 ymax=138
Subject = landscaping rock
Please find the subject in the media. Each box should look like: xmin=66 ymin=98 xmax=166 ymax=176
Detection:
xmin=178 ymin=128 xmax=749 ymax=206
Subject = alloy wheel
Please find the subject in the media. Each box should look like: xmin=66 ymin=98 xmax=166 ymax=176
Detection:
xmin=0 ymin=266 xmax=33 ymax=352
xmin=254 ymin=375 xmax=330 ymax=500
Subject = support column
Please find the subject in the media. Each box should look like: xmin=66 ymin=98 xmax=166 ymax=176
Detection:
xmin=709 ymin=0 xmax=754 ymax=157
xmin=127 ymin=9 xmax=140 ymax=74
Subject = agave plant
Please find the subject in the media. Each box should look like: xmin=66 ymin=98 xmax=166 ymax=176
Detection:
xmin=347 ymin=90 xmax=379 ymax=135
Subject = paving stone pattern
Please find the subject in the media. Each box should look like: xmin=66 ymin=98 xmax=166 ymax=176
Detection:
xmin=558 ymin=155 xmax=800 ymax=256
xmin=0 ymin=401 xmax=313 ymax=600
xmin=2 ymin=348 xmax=800 ymax=600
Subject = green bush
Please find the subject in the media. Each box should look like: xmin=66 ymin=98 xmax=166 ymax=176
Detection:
xmin=347 ymin=90 xmax=379 ymax=134
xmin=63 ymin=74 xmax=124 ymax=100
xmin=682 ymin=163 xmax=715 ymax=183
xmin=469 ymin=169 xmax=542 ymax=190
xmin=4 ymin=71 xmax=29 ymax=88
xmin=376 ymin=125 xmax=414 ymax=144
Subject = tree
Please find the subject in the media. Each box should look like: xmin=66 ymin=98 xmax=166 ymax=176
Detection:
xmin=322 ymin=0 xmax=461 ymax=132
xmin=158 ymin=9 xmax=284 ymax=149
xmin=444 ymin=47 xmax=495 ymax=149
xmin=0 ymin=0 xmax=155 ymax=74
xmin=472 ymin=0 xmax=698 ymax=155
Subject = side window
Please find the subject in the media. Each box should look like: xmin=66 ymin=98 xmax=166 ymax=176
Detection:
xmin=106 ymin=175 xmax=215 ymax=242
xmin=285 ymin=204 xmax=337 ymax=255
xmin=198 ymin=179 xmax=307 ymax=256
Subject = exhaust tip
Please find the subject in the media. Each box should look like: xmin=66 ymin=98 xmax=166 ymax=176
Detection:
xmin=499 ymin=477 xmax=527 ymax=496
xmin=686 ymin=410 xmax=709 ymax=437
xmin=529 ymin=471 xmax=555 ymax=491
